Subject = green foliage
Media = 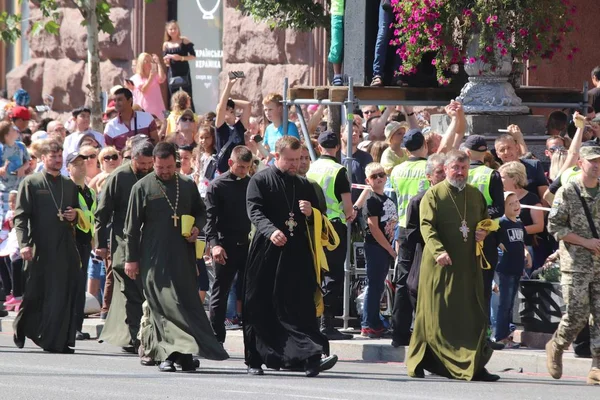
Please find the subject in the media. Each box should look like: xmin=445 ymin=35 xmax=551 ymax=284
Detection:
xmin=238 ymin=0 xmax=329 ymax=31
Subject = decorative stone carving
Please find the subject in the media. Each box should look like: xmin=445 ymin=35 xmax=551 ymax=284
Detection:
xmin=456 ymin=35 xmax=529 ymax=115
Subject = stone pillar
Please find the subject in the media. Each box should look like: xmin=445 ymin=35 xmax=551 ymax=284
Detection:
xmin=342 ymin=0 xmax=378 ymax=86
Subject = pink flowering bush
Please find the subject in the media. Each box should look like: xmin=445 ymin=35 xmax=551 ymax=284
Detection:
xmin=390 ymin=0 xmax=578 ymax=85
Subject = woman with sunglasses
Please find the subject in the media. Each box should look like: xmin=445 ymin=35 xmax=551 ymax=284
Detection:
xmin=78 ymin=145 xmax=101 ymax=183
xmin=88 ymin=146 xmax=122 ymax=195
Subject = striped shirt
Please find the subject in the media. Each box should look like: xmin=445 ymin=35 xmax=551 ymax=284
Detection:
xmin=104 ymin=111 xmax=157 ymax=150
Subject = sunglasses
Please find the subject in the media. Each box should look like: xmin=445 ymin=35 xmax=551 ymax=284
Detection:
xmin=369 ymin=172 xmax=387 ymax=180
xmin=103 ymin=154 xmax=119 ymax=161
xmin=123 ymin=155 xmax=132 ymax=160
xmin=81 ymin=154 xmax=97 ymax=160
xmin=363 ymin=110 xmax=377 ymax=115
xmin=180 ymin=117 xmax=193 ymax=123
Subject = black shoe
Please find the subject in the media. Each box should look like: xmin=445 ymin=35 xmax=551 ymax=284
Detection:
xmin=159 ymin=360 xmax=176 ymax=372
xmin=0 ymin=309 xmax=8 ymax=318
xmin=488 ymin=339 xmax=505 ymax=351
xmin=13 ymin=334 xmax=25 ymax=349
xmin=178 ymin=354 xmax=197 ymax=372
xmin=413 ymin=366 xmax=425 ymax=378
xmin=44 ymin=347 xmax=75 ymax=354
xmin=247 ymin=366 xmax=264 ymax=376
xmin=319 ymin=354 xmax=338 ymax=372
xmin=100 ymin=312 xmax=108 ymax=320
xmin=473 ymin=368 xmax=500 ymax=382
xmin=75 ymin=331 xmax=91 ymax=341
xmin=305 ymin=360 xmax=320 ymax=377
xmin=391 ymin=338 xmax=410 ymax=348
xmin=122 ymin=346 xmax=136 ymax=354
xmin=321 ymin=327 xmax=353 ymax=341
xmin=140 ymin=356 xmax=156 ymax=366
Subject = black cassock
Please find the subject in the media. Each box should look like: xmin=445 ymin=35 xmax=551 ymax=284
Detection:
xmin=243 ymin=166 xmax=329 ymax=369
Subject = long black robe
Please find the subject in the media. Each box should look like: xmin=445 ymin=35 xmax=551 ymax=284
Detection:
xmin=244 ymin=166 xmax=329 ymax=369
xmin=14 ymin=171 xmax=80 ymax=351
xmin=95 ymin=163 xmax=146 ymax=347
xmin=124 ymin=172 xmax=228 ymax=362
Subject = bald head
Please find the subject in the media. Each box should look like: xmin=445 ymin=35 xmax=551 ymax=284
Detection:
xmin=47 ymin=120 xmax=66 ymax=140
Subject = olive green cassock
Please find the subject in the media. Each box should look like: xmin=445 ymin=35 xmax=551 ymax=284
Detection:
xmin=95 ymin=163 xmax=146 ymax=347
xmin=13 ymin=171 xmax=81 ymax=351
xmin=406 ymin=182 xmax=492 ymax=380
xmin=124 ymin=172 xmax=228 ymax=362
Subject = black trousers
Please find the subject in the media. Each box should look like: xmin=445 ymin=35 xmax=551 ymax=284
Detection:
xmin=0 ymin=256 xmax=11 ymax=295
xmin=322 ymin=221 xmax=348 ymax=316
xmin=209 ymin=239 xmax=249 ymax=343
xmin=391 ymin=228 xmax=412 ymax=342
xmin=75 ymin=242 xmax=92 ymax=332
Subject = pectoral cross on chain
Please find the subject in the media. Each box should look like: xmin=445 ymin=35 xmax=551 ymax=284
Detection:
xmin=284 ymin=213 xmax=297 ymax=236
xmin=171 ymin=214 xmax=180 ymax=227
xmin=57 ymin=209 xmax=64 ymax=221
xmin=459 ymin=219 xmax=470 ymax=242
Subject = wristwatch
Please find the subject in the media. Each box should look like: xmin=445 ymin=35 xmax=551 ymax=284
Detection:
xmin=406 ymin=112 xmax=415 ymax=116
xmin=353 ymin=205 xmax=359 ymax=211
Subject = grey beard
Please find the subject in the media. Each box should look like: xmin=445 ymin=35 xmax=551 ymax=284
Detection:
xmin=448 ymin=178 xmax=466 ymax=191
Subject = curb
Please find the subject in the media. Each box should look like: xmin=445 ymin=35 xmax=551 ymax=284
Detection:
xmin=0 ymin=317 xmax=591 ymax=378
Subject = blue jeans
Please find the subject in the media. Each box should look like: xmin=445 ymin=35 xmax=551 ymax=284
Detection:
xmin=88 ymin=257 xmax=106 ymax=305
xmin=362 ymin=242 xmax=392 ymax=329
xmin=494 ymin=272 xmax=521 ymax=341
xmin=226 ymin=274 xmax=237 ymax=319
xmin=372 ymin=5 xmax=400 ymax=78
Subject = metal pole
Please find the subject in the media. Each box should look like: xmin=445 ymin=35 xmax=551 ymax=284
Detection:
xmin=296 ymin=107 xmax=318 ymax=161
xmin=282 ymin=78 xmax=289 ymax=136
xmin=341 ymin=77 xmax=355 ymax=331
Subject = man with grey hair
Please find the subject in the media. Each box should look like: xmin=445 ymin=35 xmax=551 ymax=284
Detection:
xmin=95 ymin=140 xmax=154 ymax=353
xmin=406 ymin=150 xmax=499 ymax=382
xmin=400 ymin=153 xmax=446 ymax=307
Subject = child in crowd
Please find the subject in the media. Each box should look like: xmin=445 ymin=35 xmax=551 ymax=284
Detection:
xmin=493 ymin=191 xmax=532 ymax=348
xmin=0 ymin=122 xmax=30 ymax=217
xmin=262 ymin=93 xmax=300 ymax=157
xmin=0 ymin=191 xmax=22 ymax=311
xmin=194 ymin=124 xmax=217 ymax=198
xmin=355 ymin=162 xmax=398 ymax=338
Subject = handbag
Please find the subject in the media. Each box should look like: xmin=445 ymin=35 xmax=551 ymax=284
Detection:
xmin=168 ymin=75 xmax=190 ymax=89
xmin=204 ymin=133 xmax=236 ymax=180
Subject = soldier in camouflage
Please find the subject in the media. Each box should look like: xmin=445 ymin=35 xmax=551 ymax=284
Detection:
xmin=546 ymin=144 xmax=600 ymax=385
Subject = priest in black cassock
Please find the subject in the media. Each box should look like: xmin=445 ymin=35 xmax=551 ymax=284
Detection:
xmin=123 ymin=142 xmax=228 ymax=372
xmin=96 ymin=140 xmax=154 ymax=353
xmin=244 ymin=136 xmax=337 ymax=377
xmin=13 ymin=139 xmax=81 ymax=353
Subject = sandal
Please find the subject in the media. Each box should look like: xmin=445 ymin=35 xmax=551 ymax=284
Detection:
xmin=332 ymin=76 xmax=343 ymax=86
xmin=370 ymin=75 xmax=383 ymax=87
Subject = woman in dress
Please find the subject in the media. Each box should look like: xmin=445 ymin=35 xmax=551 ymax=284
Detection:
xmin=162 ymin=20 xmax=196 ymax=111
xmin=131 ymin=52 xmax=166 ymax=121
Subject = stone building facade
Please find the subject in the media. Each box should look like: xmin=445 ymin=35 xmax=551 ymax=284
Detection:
xmin=2 ymin=0 xmax=598 ymax=118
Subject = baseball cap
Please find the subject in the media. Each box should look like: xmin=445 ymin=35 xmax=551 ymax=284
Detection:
xmin=10 ymin=106 xmax=31 ymax=121
xmin=177 ymin=109 xmax=195 ymax=123
xmin=580 ymin=145 xmax=600 ymax=161
xmin=318 ymin=130 xmax=339 ymax=149
xmin=31 ymin=131 xmax=49 ymax=142
xmin=13 ymin=89 xmax=30 ymax=107
xmin=504 ymin=191 xmax=517 ymax=201
xmin=463 ymin=135 xmax=488 ymax=152
xmin=402 ymin=129 xmax=425 ymax=152
xmin=66 ymin=151 xmax=84 ymax=165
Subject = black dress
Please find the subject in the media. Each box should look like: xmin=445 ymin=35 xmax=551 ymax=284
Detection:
xmin=164 ymin=40 xmax=195 ymax=111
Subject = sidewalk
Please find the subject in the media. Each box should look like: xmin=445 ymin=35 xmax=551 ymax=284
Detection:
xmin=0 ymin=313 xmax=592 ymax=378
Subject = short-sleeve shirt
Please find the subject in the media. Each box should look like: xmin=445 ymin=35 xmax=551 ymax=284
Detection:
xmin=104 ymin=111 xmax=157 ymax=151
xmin=342 ymin=149 xmax=373 ymax=203
xmin=363 ymin=192 xmax=398 ymax=245
xmin=0 ymin=141 xmax=30 ymax=192
xmin=497 ymin=216 xmax=526 ymax=276
xmin=520 ymin=158 xmax=548 ymax=196
xmin=264 ymin=121 xmax=300 ymax=152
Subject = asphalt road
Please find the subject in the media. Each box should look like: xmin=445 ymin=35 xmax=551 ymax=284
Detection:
xmin=0 ymin=332 xmax=596 ymax=400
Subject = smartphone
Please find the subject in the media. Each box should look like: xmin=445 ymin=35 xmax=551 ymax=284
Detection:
xmin=124 ymin=79 xmax=134 ymax=87
xmin=228 ymin=71 xmax=245 ymax=80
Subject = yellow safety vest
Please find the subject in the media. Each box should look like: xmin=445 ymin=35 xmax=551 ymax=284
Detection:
xmin=76 ymin=188 xmax=97 ymax=236
xmin=307 ymin=158 xmax=346 ymax=222
xmin=468 ymin=165 xmax=493 ymax=206
xmin=560 ymin=166 xmax=581 ymax=186
xmin=390 ymin=159 xmax=429 ymax=228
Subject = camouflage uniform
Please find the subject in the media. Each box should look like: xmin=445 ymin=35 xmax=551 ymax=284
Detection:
xmin=548 ymin=178 xmax=600 ymax=356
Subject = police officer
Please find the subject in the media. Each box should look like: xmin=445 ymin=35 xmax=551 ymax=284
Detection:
xmin=307 ymin=131 xmax=355 ymax=340
xmin=546 ymin=144 xmax=600 ymax=385
xmin=390 ymin=129 xmax=429 ymax=347
xmin=67 ymin=151 xmax=97 ymax=341
xmin=463 ymin=135 xmax=505 ymax=338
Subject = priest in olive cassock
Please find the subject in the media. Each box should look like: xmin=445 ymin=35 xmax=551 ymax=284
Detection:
xmin=406 ymin=150 xmax=499 ymax=382
xmin=123 ymin=142 xmax=228 ymax=372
